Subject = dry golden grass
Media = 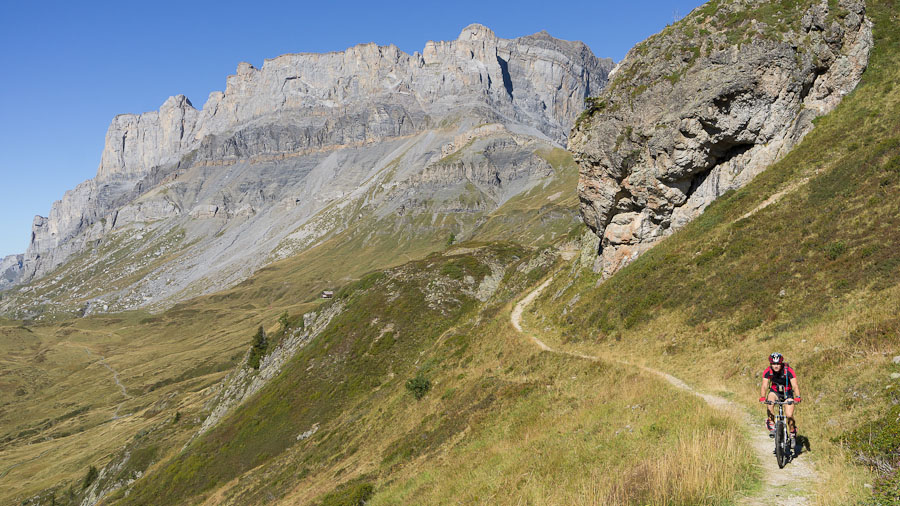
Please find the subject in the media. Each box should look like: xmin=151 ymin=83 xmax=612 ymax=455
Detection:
xmin=590 ymin=428 xmax=752 ymax=505
xmin=809 ymin=448 xmax=872 ymax=506
xmin=526 ymin=266 xmax=897 ymax=505
xmin=0 ymin=301 xmax=284 ymax=502
xmin=364 ymin=316 xmax=756 ymax=506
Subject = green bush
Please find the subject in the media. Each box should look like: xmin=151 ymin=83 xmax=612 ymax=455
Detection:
xmin=82 ymin=465 xmax=99 ymax=490
xmin=838 ymin=403 xmax=900 ymax=504
xmin=839 ymin=404 xmax=900 ymax=465
xmin=440 ymin=257 xmax=490 ymax=281
xmin=248 ymin=326 xmax=268 ymax=369
xmin=870 ymin=476 xmax=900 ymax=506
xmin=278 ymin=311 xmax=290 ymax=330
xmin=825 ymin=240 xmax=847 ymax=260
xmin=405 ymin=374 xmax=431 ymax=400
xmin=318 ymin=481 xmax=374 ymax=506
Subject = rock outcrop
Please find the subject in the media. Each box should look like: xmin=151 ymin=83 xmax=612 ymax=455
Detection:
xmin=571 ymin=0 xmax=872 ymax=277
xmin=194 ymin=303 xmax=342 ymax=440
xmin=2 ymin=25 xmax=612 ymax=314
xmin=0 ymin=254 xmax=23 ymax=291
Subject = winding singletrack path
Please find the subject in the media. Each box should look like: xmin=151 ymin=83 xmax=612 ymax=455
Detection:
xmin=511 ymin=278 xmax=818 ymax=506
xmin=76 ymin=344 xmax=133 ymax=420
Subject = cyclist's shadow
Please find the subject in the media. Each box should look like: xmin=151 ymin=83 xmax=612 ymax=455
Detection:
xmin=792 ymin=435 xmax=812 ymax=458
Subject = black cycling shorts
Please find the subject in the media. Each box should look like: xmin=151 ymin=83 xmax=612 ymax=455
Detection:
xmin=768 ymin=390 xmax=795 ymax=401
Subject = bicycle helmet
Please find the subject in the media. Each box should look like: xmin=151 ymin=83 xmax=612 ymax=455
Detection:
xmin=769 ymin=352 xmax=784 ymax=365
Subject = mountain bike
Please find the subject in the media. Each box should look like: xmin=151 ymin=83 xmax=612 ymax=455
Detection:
xmin=765 ymin=399 xmax=795 ymax=468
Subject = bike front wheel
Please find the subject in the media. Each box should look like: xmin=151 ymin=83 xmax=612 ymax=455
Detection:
xmin=775 ymin=421 xmax=787 ymax=468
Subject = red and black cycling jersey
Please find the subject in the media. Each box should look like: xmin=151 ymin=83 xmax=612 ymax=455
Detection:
xmin=764 ymin=365 xmax=796 ymax=394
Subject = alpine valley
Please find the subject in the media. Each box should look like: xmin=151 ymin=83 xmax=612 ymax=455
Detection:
xmin=3 ymin=0 xmax=900 ymax=505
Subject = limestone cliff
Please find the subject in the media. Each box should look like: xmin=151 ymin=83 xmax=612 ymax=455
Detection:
xmin=3 ymin=25 xmax=611 ymax=315
xmin=571 ymin=0 xmax=872 ymax=277
xmin=0 ymin=254 xmax=23 ymax=291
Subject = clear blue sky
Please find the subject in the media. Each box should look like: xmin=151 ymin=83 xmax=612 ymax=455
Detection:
xmin=0 ymin=0 xmax=706 ymax=258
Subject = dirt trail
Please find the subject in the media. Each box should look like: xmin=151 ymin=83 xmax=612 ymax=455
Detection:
xmin=511 ymin=279 xmax=819 ymax=506
xmin=0 ymin=449 xmax=52 ymax=480
xmin=76 ymin=345 xmax=133 ymax=420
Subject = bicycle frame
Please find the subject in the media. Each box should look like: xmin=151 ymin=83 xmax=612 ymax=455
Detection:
xmin=766 ymin=399 xmax=794 ymax=468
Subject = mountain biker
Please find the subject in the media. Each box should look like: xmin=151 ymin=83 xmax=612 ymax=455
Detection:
xmin=759 ymin=352 xmax=801 ymax=442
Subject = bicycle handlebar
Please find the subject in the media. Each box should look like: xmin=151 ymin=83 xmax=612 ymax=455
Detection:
xmin=765 ymin=400 xmax=795 ymax=405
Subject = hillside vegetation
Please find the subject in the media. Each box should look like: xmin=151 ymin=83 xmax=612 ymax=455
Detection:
xmin=103 ymin=244 xmax=755 ymax=505
xmin=0 ymin=151 xmax=579 ymax=505
xmin=4 ymin=0 xmax=900 ymax=505
xmin=5 ymin=170 xmax=758 ymax=505
xmin=530 ymin=0 xmax=900 ymax=502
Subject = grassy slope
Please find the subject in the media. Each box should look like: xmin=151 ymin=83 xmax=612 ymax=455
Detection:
xmin=106 ymin=244 xmax=756 ymax=505
xmin=470 ymin=147 xmax=582 ymax=247
xmin=111 ymin=246 xmax=516 ymax=505
xmin=530 ymin=1 xmax=900 ymax=503
xmin=0 ymin=147 xmax=582 ymax=505
xmin=9 ymin=1 xmax=899 ymax=503
xmin=0 ymin=296 xmax=310 ymax=503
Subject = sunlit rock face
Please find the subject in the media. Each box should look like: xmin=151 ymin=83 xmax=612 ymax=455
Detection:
xmin=571 ymin=0 xmax=872 ymax=277
xmin=0 ymin=254 xmax=23 ymax=291
xmin=4 ymin=25 xmax=612 ymax=313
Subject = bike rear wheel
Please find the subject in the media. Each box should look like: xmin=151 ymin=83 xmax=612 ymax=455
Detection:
xmin=775 ymin=421 xmax=787 ymax=468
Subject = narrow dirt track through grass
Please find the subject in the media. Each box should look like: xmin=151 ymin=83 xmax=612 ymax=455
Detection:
xmin=511 ymin=277 xmax=820 ymax=506
xmin=71 ymin=343 xmax=133 ymax=420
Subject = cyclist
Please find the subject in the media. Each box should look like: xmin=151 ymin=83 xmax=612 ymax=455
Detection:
xmin=759 ymin=352 xmax=802 ymax=444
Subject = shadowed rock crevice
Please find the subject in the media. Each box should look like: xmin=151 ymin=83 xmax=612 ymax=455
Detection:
xmin=712 ymin=141 xmax=754 ymax=163
xmin=496 ymin=55 xmax=514 ymax=99
xmin=685 ymin=170 xmax=711 ymax=198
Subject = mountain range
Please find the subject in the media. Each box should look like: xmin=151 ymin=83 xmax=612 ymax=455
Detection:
xmin=4 ymin=0 xmax=900 ymax=505
xmin=0 ymin=25 xmax=610 ymax=318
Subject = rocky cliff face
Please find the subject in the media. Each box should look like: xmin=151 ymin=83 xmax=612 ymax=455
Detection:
xmin=86 ymin=23 xmax=606 ymax=184
xmin=0 ymin=254 xmax=23 ymax=291
xmin=3 ymin=25 xmax=611 ymax=315
xmin=571 ymin=0 xmax=872 ymax=277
